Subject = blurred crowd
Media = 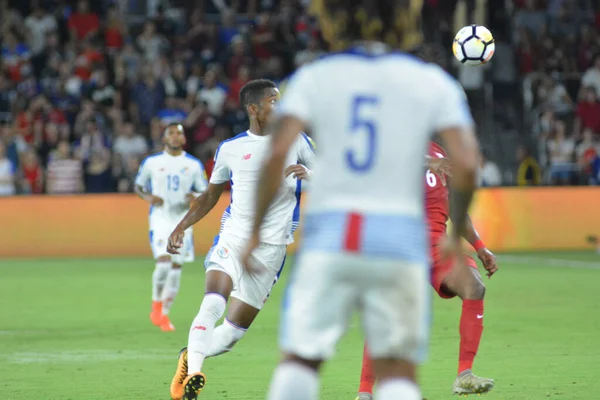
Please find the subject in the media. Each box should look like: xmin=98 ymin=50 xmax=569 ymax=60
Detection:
xmin=1 ymin=0 xmax=600 ymax=196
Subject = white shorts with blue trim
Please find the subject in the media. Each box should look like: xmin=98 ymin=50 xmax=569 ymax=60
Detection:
xmin=150 ymin=225 xmax=194 ymax=265
xmin=205 ymin=233 xmax=286 ymax=310
xmin=280 ymin=250 xmax=429 ymax=363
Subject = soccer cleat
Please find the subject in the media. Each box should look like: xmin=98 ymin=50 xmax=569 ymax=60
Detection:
xmin=150 ymin=301 xmax=163 ymax=326
xmin=160 ymin=315 xmax=176 ymax=332
xmin=452 ymin=369 xmax=494 ymax=395
xmin=170 ymin=347 xmax=188 ymax=400
xmin=355 ymin=393 xmax=373 ymax=400
xmin=182 ymin=372 xmax=206 ymax=399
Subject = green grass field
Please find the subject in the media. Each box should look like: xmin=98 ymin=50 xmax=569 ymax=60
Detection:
xmin=1 ymin=252 xmax=599 ymax=400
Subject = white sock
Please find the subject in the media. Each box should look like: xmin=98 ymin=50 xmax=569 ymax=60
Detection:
xmin=376 ymin=378 xmax=421 ymax=400
xmin=187 ymin=293 xmax=227 ymax=374
xmin=267 ymin=362 xmax=319 ymax=400
xmin=206 ymin=319 xmax=247 ymax=357
xmin=152 ymin=261 xmax=171 ymax=301
xmin=161 ymin=268 xmax=182 ymax=315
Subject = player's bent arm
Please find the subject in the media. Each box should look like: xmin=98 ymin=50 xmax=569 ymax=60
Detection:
xmin=462 ymin=214 xmax=486 ymax=251
xmin=252 ymin=115 xmax=304 ymax=236
xmin=437 ymin=126 xmax=479 ymax=240
xmin=174 ymin=182 xmax=227 ymax=231
xmin=134 ymin=184 xmax=155 ymax=203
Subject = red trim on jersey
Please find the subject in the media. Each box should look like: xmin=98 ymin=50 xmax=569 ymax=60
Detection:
xmin=344 ymin=212 xmax=363 ymax=252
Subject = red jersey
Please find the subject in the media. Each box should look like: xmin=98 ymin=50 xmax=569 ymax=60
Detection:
xmin=425 ymin=142 xmax=449 ymax=238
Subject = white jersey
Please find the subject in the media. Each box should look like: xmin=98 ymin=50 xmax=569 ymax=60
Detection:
xmin=210 ymin=130 xmax=315 ymax=245
xmin=135 ymin=151 xmax=208 ymax=227
xmin=278 ymin=46 xmax=473 ymax=261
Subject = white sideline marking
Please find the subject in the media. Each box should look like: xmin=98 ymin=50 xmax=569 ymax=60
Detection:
xmin=0 ymin=350 xmax=175 ymax=364
xmin=499 ymin=255 xmax=600 ymax=270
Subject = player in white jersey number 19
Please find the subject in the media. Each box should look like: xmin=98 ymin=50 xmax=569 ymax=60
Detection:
xmin=134 ymin=123 xmax=208 ymax=332
xmin=165 ymin=79 xmax=315 ymax=400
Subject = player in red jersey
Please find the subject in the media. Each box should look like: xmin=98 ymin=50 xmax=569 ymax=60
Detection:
xmin=355 ymin=141 xmax=498 ymax=399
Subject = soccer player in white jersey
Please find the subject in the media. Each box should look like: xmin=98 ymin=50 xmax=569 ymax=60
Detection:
xmin=242 ymin=1 xmax=481 ymax=399
xmin=134 ymin=123 xmax=208 ymax=332
xmin=165 ymin=79 xmax=315 ymax=400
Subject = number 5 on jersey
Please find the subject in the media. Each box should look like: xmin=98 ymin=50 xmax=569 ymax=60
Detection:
xmin=347 ymin=95 xmax=379 ymax=172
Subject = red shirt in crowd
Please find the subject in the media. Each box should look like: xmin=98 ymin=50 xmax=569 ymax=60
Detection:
xmin=576 ymin=101 xmax=600 ymax=133
xmin=68 ymin=12 xmax=100 ymax=40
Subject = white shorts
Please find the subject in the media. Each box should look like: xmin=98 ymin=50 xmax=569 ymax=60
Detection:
xmin=279 ymin=251 xmax=429 ymax=363
xmin=150 ymin=226 xmax=194 ymax=265
xmin=205 ymin=234 xmax=286 ymax=310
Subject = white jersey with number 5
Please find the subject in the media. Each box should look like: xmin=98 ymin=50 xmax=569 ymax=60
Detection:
xmin=275 ymin=47 xmax=474 ymax=363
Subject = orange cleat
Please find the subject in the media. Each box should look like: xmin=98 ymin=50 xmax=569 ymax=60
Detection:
xmin=160 ymin=315 xmax=176 ymax=332
xmin=182 ymin=372 xmax=206 ymax=399
xmin=150 ymin=301 xmax=163 ymax=326
xmin=170 ymin=347 xmax=188 ymax=400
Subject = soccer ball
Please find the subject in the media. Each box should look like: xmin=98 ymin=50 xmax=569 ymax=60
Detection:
xmin=452 ymin=25 xmax=495 ymax=66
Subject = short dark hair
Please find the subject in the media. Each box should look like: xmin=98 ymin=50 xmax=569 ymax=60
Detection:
xmin=239 ymin=79 xmax=276 ymax=109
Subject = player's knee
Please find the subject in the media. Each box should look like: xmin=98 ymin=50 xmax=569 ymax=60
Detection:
xmin=199 ymin=293 xmax=227 ymax=319
xmin=282 ymin=353 xmax=323 ymax=372
xmin=157 ymin=255 xmax=171 ymax=263
xmin=466 ymin=280 xmax=486 ymax=300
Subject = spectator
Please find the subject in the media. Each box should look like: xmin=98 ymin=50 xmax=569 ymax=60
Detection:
xmin=163 ymin=61 xmax=189 ymax=105
xmin=516 ymin=145 xmax=542 ymax=186
xmin=197 ymin=70 xmax=226 ymax=116
xmin=1 ymin=28 xmax=31 ymax=82
xmin=226 ymin=65 xmax=250 ymax=108
xmin=0 ymin=140 xmax=16 ymax=196
xmin=75 ymin=119 xmax=110 ymax=161
xmin=89 ymin=70 xmax=117 ymax=109
xmin=19 ymin=148 xmax=44 ymax=194
xmin=478 ymin=153 xmax=503 ymax=187
xmin=137 ymin=20 xmax=168 ymax=62
xmin=576 ymin=128 xmax=600 ymax=184
xmin=46 ymin=140 xmax=83 ymax=194
xmin=114 ymin=153 xmax=140 ymax=193
xmin=0 ymin=0 xmax=24 ymax=37
xmin=186 ymin=63 xmax=205 ymax=103
xmin=218 ymin=10 xmax=240 ymax=48
xmin=547 ymin=120 xmax=576 ymax=185
xmin=1 ymin=124 xmax=27 ymax=168
xmin=113 ymin=121 xmax=148 ymax=159
xmin=252 ymin=13 xmax=275 ymax=62
xmin=0 ymin=73 xmax=16 ymax=123
xmin=24 ymin=4 xmax=58 ymax=58
xmin=538 ymin=74 xmax=573 ymax=117
xmin=223 ymin=35 xmax=252 ymax=79
xmin=104 ymin=5 xmax=127 ymax=53
xmin=68 ymin=0 xmax=100 ymax=42
xmin=73 ymin=40 xmax=104 ymax=82
xmin=38 ymin=122 xmax=62 ymax=166
xmin=514 ymin=0 xmax=547 ymax=43
xmin=581 ymin=54 xmax=600 ymax=96
xmin=574 ymin=86 xmax=600 ymax=137
xmin=131 ymin=66 xmax=165 ymax=125
xmin=84 ymin=147 xmax=113 ymax=193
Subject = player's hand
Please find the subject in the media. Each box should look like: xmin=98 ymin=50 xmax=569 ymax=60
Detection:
xmin=149 ymin=195 xmax=164 ymax=206
xmin=477 ymin=248 xmax=498 ymax=278
xmin=428 ymin=157 xmax=452 ymax=186
xmin=241 ymin=234 xmax=261 ymax=273
xmin=167 ymin=228 xmax=185 ymax=255
xmin=284 ymin=164 xmax=310 ymax=180
xmin=185 ymin=193 xmax=196 ymax=203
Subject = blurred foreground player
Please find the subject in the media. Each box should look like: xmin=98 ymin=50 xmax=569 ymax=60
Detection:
xmin=166 ymin=79 xmax=314 ymax=399
xmin=242 ymin=1 xmax=481 ymax=399
xmin=356 ymin=142 xmax=498 ymax=399
xmin=134 ymin=123 xmax=207 ymax=331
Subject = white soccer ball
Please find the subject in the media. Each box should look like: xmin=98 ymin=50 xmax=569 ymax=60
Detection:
xmin=452 ymin=25 xmax=495 ymax=66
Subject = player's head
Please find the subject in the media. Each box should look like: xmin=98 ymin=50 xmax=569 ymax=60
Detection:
xmin=163 ymin=122 xmax=186 ymax=151
xmin=310 ymin=0 xmax=423 ymax=50
xmin=239 ymin=79 xmax=279 ymax=128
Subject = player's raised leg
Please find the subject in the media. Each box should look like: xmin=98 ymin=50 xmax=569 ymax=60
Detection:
xmin=205 ymin=298 xmax=258 ymax=357
xmin=159 ymin=262 xmax=182 ymax=332
xmin=439 ymin=258 xmax=494 ymax=395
